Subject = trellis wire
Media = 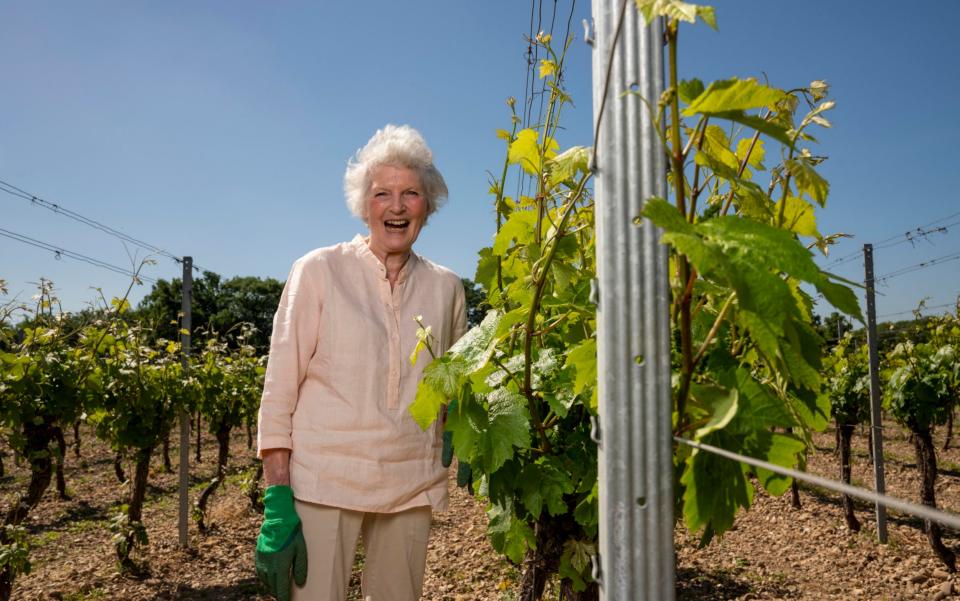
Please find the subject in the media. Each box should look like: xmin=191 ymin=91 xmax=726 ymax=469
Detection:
xmin=0 ymin=177 xmax=205 ymax=271
xmin=675 ymin=436 xmax=960 ymax=532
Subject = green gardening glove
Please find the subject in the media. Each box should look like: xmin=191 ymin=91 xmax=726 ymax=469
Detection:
xmin=255 ymin=485 xmax=307 ymax=601
xmin=442 ymin=401 xmax=473 ymax=493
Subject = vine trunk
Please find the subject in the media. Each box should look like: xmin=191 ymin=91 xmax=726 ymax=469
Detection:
xmin=54 ymin=426 xmax=69 ymax=500
xmin=119 ymin=446 xmax=153 ymax=572
xmin=944 ymin=409 xmax=954 ymax=451
xmin=72 ymin=420 xmax=81 ymax=458
xmin=837 ymin=420 xmax=860 ymax=532
xmin=196 ymin=423 xmax=231 ymax=533
xmin=518 ymin=516 xmax=598 ymax=601
xmin=113 ymin=451 xmax=125 ymax=484
xmin=0 ymin=420 xmax=56 ymax=601
xmin=195 ymin=413 xmax=202 ymax=463
xmin=912 ymin=427 xmax=956 ymax=571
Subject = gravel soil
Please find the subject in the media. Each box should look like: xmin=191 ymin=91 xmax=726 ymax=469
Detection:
xmin=2 ymin=418 xmax=958 ymax=600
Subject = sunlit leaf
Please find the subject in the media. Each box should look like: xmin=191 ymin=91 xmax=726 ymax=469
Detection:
xmin=774 ymin=195 xmax=819 ymax=237
xmin=539 ymin=59 xmax=557 ymax=79
xmin=785 ymin=158 xmax=829 ymax=207
xmin=683 ymin=78 xmax=784 ymax=117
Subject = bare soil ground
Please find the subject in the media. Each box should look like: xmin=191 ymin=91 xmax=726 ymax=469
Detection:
xmin=1 ymin=419 xmax=958 ymax=600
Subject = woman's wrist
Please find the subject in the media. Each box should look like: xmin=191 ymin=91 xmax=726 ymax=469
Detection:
xmin=261 ymin=448 xmax=292 ymax=487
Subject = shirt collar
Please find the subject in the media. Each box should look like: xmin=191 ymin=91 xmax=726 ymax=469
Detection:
xmin=350 ymin=234 xmax=419 ymax=283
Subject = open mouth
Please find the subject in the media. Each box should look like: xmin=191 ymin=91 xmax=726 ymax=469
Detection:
xmin=384 ymin=219 xmax=410 ymax=232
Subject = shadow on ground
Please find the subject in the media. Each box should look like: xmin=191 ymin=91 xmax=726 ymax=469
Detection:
xmin=676 ymin=565 xmax=790 ymax=600
xmin=164 ymin=578 xmax=265 ymax=600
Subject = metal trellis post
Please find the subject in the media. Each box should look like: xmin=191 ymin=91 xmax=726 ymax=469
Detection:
xmin=591 ymin=2 xmax=674 ymax=599
xmin=863 ymin=243 xmax=889 ymax=543
xmin=179 ymin=256 xmax=193 ymax=548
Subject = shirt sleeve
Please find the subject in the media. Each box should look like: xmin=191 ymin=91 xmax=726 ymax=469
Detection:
xmin=257 ymin=257 xmax=321 ymax=456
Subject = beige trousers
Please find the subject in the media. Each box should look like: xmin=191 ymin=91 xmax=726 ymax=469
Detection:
xmin=291 ymin=500 xmax=432 ymax=601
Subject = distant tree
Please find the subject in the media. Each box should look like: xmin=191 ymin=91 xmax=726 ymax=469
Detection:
xmin=207 ymin=276 xmax=284 ymax=352
xmin=814 ymin=311 xmax=853 ymax=348
xmin=461 ymin=278 xmax=487 ymax=328
xmin=135 ymin=272 xmax=282 ymax=353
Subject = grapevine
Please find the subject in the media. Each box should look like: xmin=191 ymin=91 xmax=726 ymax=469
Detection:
xmin=410 ymin=3 xmax=863 ymax=598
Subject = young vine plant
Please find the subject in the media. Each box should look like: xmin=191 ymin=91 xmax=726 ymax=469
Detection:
xmin=408 ymin=1 xmax=864 ymax=598
xmin=882 ymin=306 xmax=960 ymax=571
xmin=0 ymin=276 xmax=265 ymax=598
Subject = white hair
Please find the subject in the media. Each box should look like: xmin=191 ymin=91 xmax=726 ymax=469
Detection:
xmin=343 ymin=124 xmax=449 ymax=222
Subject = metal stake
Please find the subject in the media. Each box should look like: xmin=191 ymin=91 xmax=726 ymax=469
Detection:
xmin=179 ymin=256 xmax=193 ymax=548
xmin=591 ymin=2 xmax=674 ymax=598
xmin=864 ymin=243 xmax=888 ymax=543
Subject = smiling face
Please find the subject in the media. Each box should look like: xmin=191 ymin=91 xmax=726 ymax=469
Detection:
xmin=365 ymin=164 xmax=428 ymax=262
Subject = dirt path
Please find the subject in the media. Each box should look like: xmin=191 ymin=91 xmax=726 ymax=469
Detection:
xmin=2 ymin=420 xmax=958 ymax=600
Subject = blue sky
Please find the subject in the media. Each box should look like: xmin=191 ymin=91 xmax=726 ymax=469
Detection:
xmin=2 ymin=1 xmax=959 ymax=324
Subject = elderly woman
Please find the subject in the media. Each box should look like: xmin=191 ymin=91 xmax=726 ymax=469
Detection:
xmin=254 ymin=125 xmax=467 ymax=601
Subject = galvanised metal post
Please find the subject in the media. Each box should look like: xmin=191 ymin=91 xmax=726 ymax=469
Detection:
xmin=591 ymin=2 xmax=674 ymax=599
xmin=863 ymin=244 xmax=889 ymax=543
xmin=179 ymin=256 xmax=192 ymax=548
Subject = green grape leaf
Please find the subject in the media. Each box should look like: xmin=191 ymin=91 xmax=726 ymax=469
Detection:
xmin=493 ymin=210 xmax=538 ymax=257
xmin=785 ymin=158 xmax=829 ymax=207
xmin=733 ymin=182 xmax=774 ymax=221
xmin=410 ymin=312 xmax=504 ymax=429
xmin=639 ymin=197 xmax=692 ymax=233
xmin=476 ymin=388 xmax=531 ymax=472
xmin=474 ymin=248 xmax=498 ymax=292
xmin=682 ymin=368 xmax=808 ymax=542
xmin=722 ymin=368 xmax=797 ymax=430
xmin=698 ymin=216 xmax=818 ymax=280
xmin=774 ymin=196 xmax=819 ymax=237
xmin=635 ymin=0 xmax=713 ymax=26
xmin=558 ymin=539 xmax=596 ymax=592
xmin=544 ymin=386 xmax=576 ymax=418
xmin=547 ymin=146 xmax=591 ymax=187
xmin=700 ymin=125 xmax=740 ymax=172
xmin=487 ymin=503 xmax=535 ymax=564
xmin=752 ymin=432 xmax=805 ymax=496
xmin=508 ymin=128 xmax=559 ymax=175
xmin=564 ymin=338 xmax=597 ymax=397
xmin=815 ymin=275 xmax=863 ymax=323
xmin=445 ymin=390 xmax=485 ymax=462
xmin=678 ymin=78 xmax=705 ymax=104
xmin=791 ymin=385 xmax=832 ymax=433
xmin=520 ymin=457 xmax=575 ymax=518
xmin=680 ymin=429 xmax=752 ymax=542
xmin=705 ymin=110 xmax=794 ymax=147
xmin=449 ymin=310 xmax=503 ymax=374
xmin=423 ymin=356 xmax=465 ymax=398
xmin=539 ymin=59 xmax=557 ymax=79
xmin=688 ymin=383 xmax=738 ymax=439
xmin=695 ymin=5 xmax=717 ymax=30
xmin=408 ymin=373 xmax=452 ymax=431
xmin=550 ymin=261 xmax=578 ymax=292
xmin=735 ymin=137 xmax=765 ymax=169
xmin=683 ymin=78 xmax=784 ymax=117
xmin=495 ymin=307 xmax=529 ymax=338
xmin=110 ymin=298 xmax=131 ymax=314
xmin=573 ymin=481 xmax=599 ymax=531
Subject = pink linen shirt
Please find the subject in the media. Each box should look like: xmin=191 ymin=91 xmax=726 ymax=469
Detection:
xmin=257 ymin=234 xmax=468 ymax=513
